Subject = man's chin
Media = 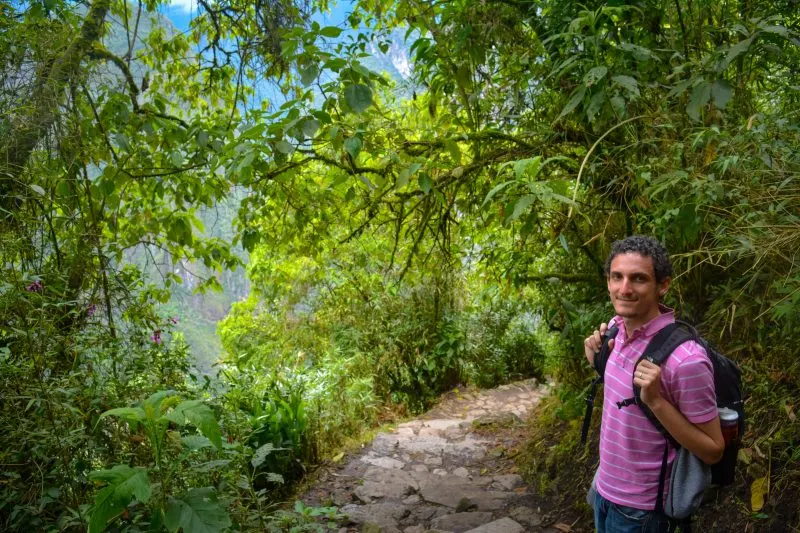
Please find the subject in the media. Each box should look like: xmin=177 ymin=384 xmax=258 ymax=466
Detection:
xmin=613 ymin=306 xmax=637 ymax=317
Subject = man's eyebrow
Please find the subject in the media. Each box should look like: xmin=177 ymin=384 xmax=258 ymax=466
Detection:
xmin=609 ymin=270 xmax=652 ymax=277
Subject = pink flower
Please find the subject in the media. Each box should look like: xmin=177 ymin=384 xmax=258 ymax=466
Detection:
xmin=169 ymin=316 xmax=179 ymax=325
xmin=150 ymin=330 xmax=162 ymax=344
xmin=26 ymin=280 xmax=43 ymax=292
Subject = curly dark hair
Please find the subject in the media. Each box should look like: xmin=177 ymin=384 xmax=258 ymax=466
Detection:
xmin=603 ymin=235 xmax=673 ymax=283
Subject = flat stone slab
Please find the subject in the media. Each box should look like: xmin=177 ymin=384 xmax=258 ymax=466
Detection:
xmin=361 ymin=456 xmax=406 ymax=470
xmin=508 ymin=506 xmax=543 ymax=527
xmin=340 ymin=503 xmax=410 ymax=526
xmin=492 ymin=474 xmax=523 ymax=491
xmin=430 ymin=512 xmax=494 ymax=532
xmin=463 ymin=517 xmax=524 ymax=533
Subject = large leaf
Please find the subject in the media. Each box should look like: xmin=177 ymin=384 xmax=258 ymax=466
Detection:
xmin=164 ymin=400 xmax=223 ymax=449
xmin=721 ymin=37 xmax=753 ymax=70
xmin=164 ymin=487 xmax=231 ymax=533
xmin=319 ymin=26 xmax=343 ymax=38
xmin=418 ymin=173 xmax=433 ymax=194
xmin=687 ymin=81 xmax=711 ymax=121
xmin=750 ymin=476 xmax=769 ymax=512
xmin=711 ymin=79 xmax=733 ymax=109
xmin=513 ymin=157 xmax=542 ymax=180
xmin=343 ymin=136 xmax=362 ymax=159
xmin=507 ymin=195 xmax=535 ymax=223
xmin=611 ymin=75 xmax=640 ymax=97
xmin=299 ymin=64 xmax=319 ymax=86
xmin=481 ymin=180 xmax=515 ymax=208
xmin=99 ymin=407 xmax=146 ymax=424
xmin=344 ymin=84 xmax=373 ymax=113
xmin=397 ymin=163 xmax=422 ymax=188
xmin=557 ymin=86 xmax=586 ymax=120
xmin=88 ymin=466 xmax=151 ymax=533
xmin=583 ymin=66 xmax=607 ymax=87
xmin=251 ymin=443 xmax=274 ymax=468
xmin=143 ymin=390 xmax=179 ymax=417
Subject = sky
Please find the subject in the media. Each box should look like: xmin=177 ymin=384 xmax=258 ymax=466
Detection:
xmin=163 ymin=0 xmax=352 ymax=34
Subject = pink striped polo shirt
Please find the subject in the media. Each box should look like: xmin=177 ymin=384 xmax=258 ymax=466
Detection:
xmin=596 ymin=307 xmax=718 ymax=510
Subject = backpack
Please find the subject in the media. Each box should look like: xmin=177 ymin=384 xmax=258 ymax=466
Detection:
xmin=581 ymin=320 xmax=745 ymax=526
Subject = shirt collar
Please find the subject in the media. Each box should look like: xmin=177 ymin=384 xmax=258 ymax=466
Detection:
xmin=614 ymin=304 xmax=675 ymax=340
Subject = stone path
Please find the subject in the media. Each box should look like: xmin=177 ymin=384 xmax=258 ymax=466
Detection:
xmin=301 ymin=378 xmax=563 ymax=533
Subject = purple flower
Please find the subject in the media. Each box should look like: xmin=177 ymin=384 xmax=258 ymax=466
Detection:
xmin=26 ymin=280 xmax=43 ymax=292
xmin=169 ymin=316 xmax=179 ymax=325
xmin=87 ymin=304 xmax=98 ymax=317
xmin=150 ymin=330 xmax=162 ymax=344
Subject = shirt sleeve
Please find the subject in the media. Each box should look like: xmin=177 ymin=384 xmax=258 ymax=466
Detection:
xmin=666 ymin=342 xmax=718 ymax=424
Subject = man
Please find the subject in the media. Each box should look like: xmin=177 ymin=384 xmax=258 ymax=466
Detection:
xmin=584 ymin=236 xmax=724 ymax=532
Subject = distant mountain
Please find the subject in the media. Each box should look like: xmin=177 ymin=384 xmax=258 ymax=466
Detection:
xmin=362 ymin=27 xmax=419 ymax=99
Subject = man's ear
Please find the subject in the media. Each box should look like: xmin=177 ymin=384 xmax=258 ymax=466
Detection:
xmin=658 ymin=277 xmax=671 ymax=297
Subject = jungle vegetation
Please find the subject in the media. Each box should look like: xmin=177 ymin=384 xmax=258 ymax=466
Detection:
xmin=1 ymin=0 xmax=798 ymax=530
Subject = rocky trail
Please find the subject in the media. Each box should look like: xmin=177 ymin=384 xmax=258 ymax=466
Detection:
xmin=300 ymin=378 xmax=570 ymax=533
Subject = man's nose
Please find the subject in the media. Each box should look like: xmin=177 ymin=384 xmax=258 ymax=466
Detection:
xmin=619 ymin=277 xmax=632 ymax=293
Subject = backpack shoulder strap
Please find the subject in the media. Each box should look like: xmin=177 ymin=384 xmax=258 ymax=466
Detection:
xmin=639 ymin=323 xmax=695 ymax=442
xmin=615 ymin=322 xmax=695 ymax=445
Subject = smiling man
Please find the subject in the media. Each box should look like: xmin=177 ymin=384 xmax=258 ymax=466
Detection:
xmin=584 ymin=236 xmax=724 ymax=533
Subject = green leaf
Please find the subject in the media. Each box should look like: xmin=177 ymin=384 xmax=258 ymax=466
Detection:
xmin=88 ymin=466 xmax=151 ymax=533
xmin=164 ymin=488 xmax=231 ymax=533
xmin=301 ymin=118 xmax=320 ymax=139
xmin=513 ymin=157 xmax=542 ymax=180
xmin=667 ymin=78 xmax=693 ymax=98
xmin=182 ymin=435 xmax=214 ymax=450
xmin=721 ymin=37 xmax=753 ymax=70
xmin=251 ymin=443 xmax=274 ymax=468
xmin=299 ymin=64 xmax=319 ymax=86
xmin=196 ymin=131 xmax=209 ymax=148
xmin=99 ymin=407 xmax=146 ymax=424
xmin=444 ymin=139 xmax=461 ymax=164
xmin=583 ymin=66 xmax=607 ymax=87
xmin=559 ymin=233 xmax=570 ymax=252
xmin=507 ymin=195 xmax=535 ymax=223
xmin=344 ymin=84 xmax=373 ymax=113
xmin=586 ymin=91 xmax=606 ymax=123
xmin=611 ymin=75 xmax=640 ymax=97
xmin=165 ymin=400 xmax=222 ymax=449
xmin=319 ymin=26 xmax=343 ymax=38
xmin=759 ymin=24 xmax=788 ymax=37
xmin=418 ymin=173 xmax=433 ymax=194
xmin=557 ymin=86 xmax=586 ymax=120
xmin=343 ymin=136 xmax=362 ymax=159
xmin=711 ymin=79 xmax=733 ymax=109
xmin=30 ymin=184 xmax=46 ymax=196
xmin=143 ymin=390 xmax=179 ymax=416
xmin=241 ymin=123 xmax=266 ymax=139
xmin=114 ymin=133 xmax=131 ymax=152
xmin=610 ymin=95 xmax=626 ymax=117
xmin=687 ymin=81 xmax=711 ymax=122
xmin=241 ymin=229 xmax=259 ymax=252
xmin=619 ymin=42 xmax=657 ymax=62
xmin=481 ymin=180 xmax=515 ymax=208
xmin=275 ymin=140 xmax=295 ymax=155
xmin=397 ymin=163 xmax=421 ymax=188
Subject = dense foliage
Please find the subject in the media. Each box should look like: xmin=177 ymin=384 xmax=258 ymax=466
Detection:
xmin=1 ymin=0 xmax=798 ymax=531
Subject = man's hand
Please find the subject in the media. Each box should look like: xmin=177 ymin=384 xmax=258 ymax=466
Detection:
xmin=634 ymin=359 xmax=663 ymax=407
xmin=584 ymin=323 xmax=615 ymax=367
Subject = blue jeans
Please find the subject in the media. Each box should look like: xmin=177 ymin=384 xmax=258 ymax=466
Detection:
xmin=594 ymin=492 xmax=653 ymax=533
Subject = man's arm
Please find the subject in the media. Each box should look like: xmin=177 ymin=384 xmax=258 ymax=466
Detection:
xmin=636 ymin=359 xmax=724 ymax=465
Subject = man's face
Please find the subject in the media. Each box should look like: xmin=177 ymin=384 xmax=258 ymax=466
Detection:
xmin=607 ymin=252 xmax=670 ymax=327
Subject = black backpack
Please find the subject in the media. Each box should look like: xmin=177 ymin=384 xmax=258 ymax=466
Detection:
xmin=581 ymin=320 xmax=745 ymax=486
